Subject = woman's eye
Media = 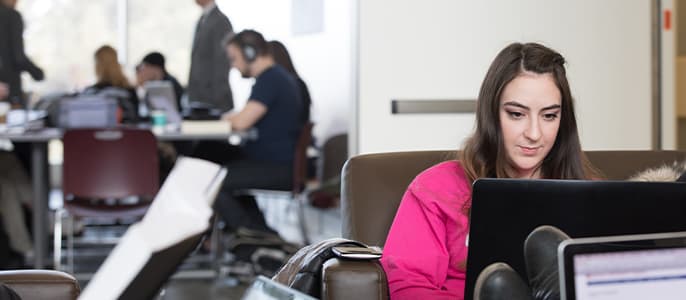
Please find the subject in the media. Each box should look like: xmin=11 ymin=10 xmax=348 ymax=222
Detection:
xmin=507 ymin=111 xmax=524 ymax=119
xmin=543 ymin=113 xmax=559 ymax=121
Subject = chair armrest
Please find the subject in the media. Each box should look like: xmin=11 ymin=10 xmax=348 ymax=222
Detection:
xmin=0 ymin=270 xmax=80 ymax=300
xmin=322 ymin=258 xmax=388 ymax=300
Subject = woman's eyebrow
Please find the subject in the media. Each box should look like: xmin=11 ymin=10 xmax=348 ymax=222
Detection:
xmin=503 ymin=101 xmax=528 ymax=110
xmin=542 ymin=104 xmax=561 ymax=111
xmin=503 ymin=101 xmax=561 ymax=111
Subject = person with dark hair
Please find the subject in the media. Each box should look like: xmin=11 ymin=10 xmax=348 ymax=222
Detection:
xmin=211 ymin=29 xmax=303 ymax=237
xmin=0 ymin=0 xmax=44 ymax=105
xmin=379 ymin=42 xmax=597 ymax=299
xmin=188 ymin=0 xmax=233 ymax=111
xmin=136 ymin=51 xmax=185 ymax=111
xmin=268 ymin=40 xmax=311 ymax=124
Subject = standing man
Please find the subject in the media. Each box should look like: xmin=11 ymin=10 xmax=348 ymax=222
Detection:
xmin=214 ymin=29 xmax=303 ymax=236
xmin=0 ymin=0 xmax=44 ymax=105
xmin=188 ymin=0 xmax=233 ymax=112
xmin=0 ymin=0 xmax=43 ymax=180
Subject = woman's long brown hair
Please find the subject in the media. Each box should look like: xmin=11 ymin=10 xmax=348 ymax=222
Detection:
xmin=456 ymin=43 xmax=598 ymax=271
xmin=461 ymin=42 xmax=595 ymax=186
xmin=94 ymin=45 xmax=132 ymax=89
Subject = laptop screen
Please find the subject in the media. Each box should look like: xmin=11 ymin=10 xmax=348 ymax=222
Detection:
xmin=573 ymin=247 xmax=686 ymax=300
xmin=559 ymin=231 xmax=686 ymax=300
xmin=144 ymin=80 xmax=181 ymax=124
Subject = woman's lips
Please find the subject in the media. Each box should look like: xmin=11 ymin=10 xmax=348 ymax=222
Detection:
xmin=519 ymin=146 xmax=541 ymax=155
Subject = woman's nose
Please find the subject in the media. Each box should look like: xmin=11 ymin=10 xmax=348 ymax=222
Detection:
xmin=524 ymin=119 xmax=541 ymax=141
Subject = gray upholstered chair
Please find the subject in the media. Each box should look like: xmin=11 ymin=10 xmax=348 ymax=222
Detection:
xmin=0 ymin=269 xmax=80 ymax=300
xmin=321 ymin=150 xmax=686 ymax=300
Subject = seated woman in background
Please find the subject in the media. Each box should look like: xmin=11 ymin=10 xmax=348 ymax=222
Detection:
xmin=380 ymin=43 xmax=597 ymax=299
xmin=268 ymin=40 xmax=311 ymax=125
xmin=84 ymin=45 xmax=139 ymax=123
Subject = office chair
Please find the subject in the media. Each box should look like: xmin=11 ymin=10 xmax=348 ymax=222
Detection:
xmin=320 ymin=149 xmax=686 ymax=300
xmin=318 ymin=133 xmax=347 ymax=186
xmin=293 ymin=122 xmax=315 ymax=243
xmin=0 ymin=269 xmax=80 ymax=300
xmin=54 ymin=128 xmax=159 ymax=272
xmin=235 ymin=122 xmax=314 ymax=244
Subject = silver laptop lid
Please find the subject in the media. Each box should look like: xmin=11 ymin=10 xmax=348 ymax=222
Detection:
xmin=559 ymin=231 xmax=686 ymax=300
xmin=144 ymin=80 xmax=181 ymax=124
xmin=241 ymin=275 xmax=318 ymax=300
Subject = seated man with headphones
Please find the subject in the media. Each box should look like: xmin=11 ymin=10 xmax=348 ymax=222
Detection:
xmin=214 ymin=29 xmax=304 ymax=239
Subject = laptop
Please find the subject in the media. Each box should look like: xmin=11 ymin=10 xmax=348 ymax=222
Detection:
xmin=241 ymin=275 xmax=318 ymax=300
xmin=558 ymin=231 xmax=686 ymax=300
xmin=144 ymin=80 xmax=182 ymax=124
xmin=464 ymin=179 xmax=686 ymax=299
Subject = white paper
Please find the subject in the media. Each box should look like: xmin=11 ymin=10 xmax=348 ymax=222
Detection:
xmin=80 ymin=157 xmax=226 ymax=300
xmin=139 ymin=157 xmax=225 ymax=251
xmin=79 ymin=224 xmax=151 ymax=300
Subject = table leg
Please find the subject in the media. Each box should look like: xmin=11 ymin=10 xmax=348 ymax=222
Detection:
xmin=31 ymin=142 xmax=48 ymax=269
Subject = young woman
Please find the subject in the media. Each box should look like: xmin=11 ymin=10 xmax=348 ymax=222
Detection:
xmin=85 ymin=45 xmax=140 ymax=123
xmin=380 ymin=42 xmax=596 ymax=299
xmin=268 ymin=40 xmax=311 ymax=125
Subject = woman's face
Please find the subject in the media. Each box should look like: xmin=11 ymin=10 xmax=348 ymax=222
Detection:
xmin=499 ymin=72 xmax=561 ymax=179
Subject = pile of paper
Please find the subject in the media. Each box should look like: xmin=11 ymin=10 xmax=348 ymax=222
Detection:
xmin=180 ymin=120 xmax=231 ymax=134
xmin=80 ymin=157 xmax=226 ymax=300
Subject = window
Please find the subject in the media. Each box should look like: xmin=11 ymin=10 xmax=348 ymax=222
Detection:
xmin=127 ymin=0 xmax=197 ymax=86
xmin=18 ymin=0 xmax=198 ymax=102
xmin=19 ymin=0 xmax=119 ymax=99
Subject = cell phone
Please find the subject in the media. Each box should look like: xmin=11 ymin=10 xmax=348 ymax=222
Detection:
xmin=332 ymin=246 xmax=382 ymax=260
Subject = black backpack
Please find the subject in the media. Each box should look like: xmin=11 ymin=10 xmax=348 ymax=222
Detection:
xmin=272 ymin=238 xmax=373 ymax=298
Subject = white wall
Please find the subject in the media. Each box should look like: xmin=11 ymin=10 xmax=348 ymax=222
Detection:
xmin=356 ymin=0 xmax=656 ymax=154
xmin=218 ymin=0 xmax=352 ymax=146
xmin=663 ymin=0 xmax=676 ymax=150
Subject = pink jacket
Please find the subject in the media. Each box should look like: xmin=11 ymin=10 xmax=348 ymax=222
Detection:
xmin=381 ymin=161 xmax=471 ymax=299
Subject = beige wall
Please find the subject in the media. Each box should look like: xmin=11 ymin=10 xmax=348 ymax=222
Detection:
xmin=355 ymin=0 xmax=656 ymax=154
xmin=664 ymin=0 xmax=676 ymax=150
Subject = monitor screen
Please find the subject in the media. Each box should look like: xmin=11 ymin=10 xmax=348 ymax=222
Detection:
xmin=465 ymin=179 xmax=686 ymax=299
xmin=572 ymin=247 xmax=686 ymax=300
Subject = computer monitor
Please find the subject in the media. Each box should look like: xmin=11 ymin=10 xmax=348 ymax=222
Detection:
xmin=464 ymin=179 xmax=686 ymax=299
xmin=144 ymin=80 xmax=181 ymax=124
xmin=558 ymin=231 xmax=686 ymax=300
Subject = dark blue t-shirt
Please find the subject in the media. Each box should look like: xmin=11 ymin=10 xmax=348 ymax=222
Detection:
xmin=244 ymin=65 xmax=302 ymax=163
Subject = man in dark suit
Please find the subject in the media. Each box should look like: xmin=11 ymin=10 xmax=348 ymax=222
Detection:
xmin=0 ymin=0 xmax=44 ymax=104
xmin=188 ymin=0 xmax=234 ymax=112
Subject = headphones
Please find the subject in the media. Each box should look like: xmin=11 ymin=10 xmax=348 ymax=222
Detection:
xmin=242 ymin=44 xmax=257 ymax=63
xmin=232 ymin=30 xmax=265 ymax=63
